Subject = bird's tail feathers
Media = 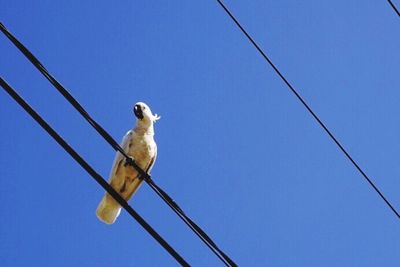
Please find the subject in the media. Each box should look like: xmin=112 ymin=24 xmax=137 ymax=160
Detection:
xmin=96 ymin=194 xmax=121 ymax=224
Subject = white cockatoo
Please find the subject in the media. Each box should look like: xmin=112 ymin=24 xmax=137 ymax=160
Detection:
xmin=96 ymin=102 xmax=160 ymax=224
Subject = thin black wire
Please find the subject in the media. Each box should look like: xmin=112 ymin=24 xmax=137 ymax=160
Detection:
xmin=216 ymin=0 xmax=400 ymax=220
xmin=0 ymin=78 xmax=189 ymax=266
xmin=388 ymin=0 xmax=400 ymax=16
xmin=0 ymin=22 xmax=130 ymax=161
xmin=147 ymin=179 xmax=237 ymax=267
xmin=0 ymin=22 xmax=236 ymax=266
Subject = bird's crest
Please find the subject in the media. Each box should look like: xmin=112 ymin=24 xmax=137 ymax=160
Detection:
xmin=153 ymin=114 xmax=161 ymax=122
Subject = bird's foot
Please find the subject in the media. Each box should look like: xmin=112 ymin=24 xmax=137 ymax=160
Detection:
xmin=124 ymin=156 xmax=135 ymax=167
xmin=124 ymin=157 xmax=150 ymax=181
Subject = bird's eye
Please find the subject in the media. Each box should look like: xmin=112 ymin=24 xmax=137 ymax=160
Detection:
xmin=142 ymin=106 xmax=146 ymax=110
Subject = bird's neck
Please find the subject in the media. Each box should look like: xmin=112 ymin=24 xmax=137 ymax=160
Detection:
xmin=134 ymin=121 xmax=154 ymax=136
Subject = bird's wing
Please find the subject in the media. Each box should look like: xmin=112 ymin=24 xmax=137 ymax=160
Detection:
xmin=96 ymin=130 xmax=132 ymax=224
xmin=108 ymin=130 xmax=131 ymax=180
xmin=145 ymin=145 xmax=157 ymax=174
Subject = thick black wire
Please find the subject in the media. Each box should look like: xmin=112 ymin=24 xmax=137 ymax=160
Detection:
xmin=0 ymin=22 xmax=236 ymax=266
xmin=0 ymin=78 xmax=189 ymax=267
xmin=216 ymin=0 xmax=400 ymax=220
xmin=388 ymin=0 xmax=400 ymax=16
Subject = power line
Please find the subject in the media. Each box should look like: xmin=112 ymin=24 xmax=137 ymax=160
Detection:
xmin=146 ymin=179 xmax=237 ymax=267
xmin=0 ymin=77 xmax=189 ymax=266
xmin=0 ymin=22 xmax=237 ymax=266
xmin=215 ymin=0 xmax=400 ymax=220
xmin=0 ymin=22 xmax=130 ymax=162
xmin=388 ymin=0 xmax=400 ymax=16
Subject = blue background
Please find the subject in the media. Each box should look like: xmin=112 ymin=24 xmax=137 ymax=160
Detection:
xmin=1 ymin=1 xmax=400 ymax=266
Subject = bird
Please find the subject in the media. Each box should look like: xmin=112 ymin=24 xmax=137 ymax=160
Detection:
xmin=96 ymin=102 xmax=160 ymax=224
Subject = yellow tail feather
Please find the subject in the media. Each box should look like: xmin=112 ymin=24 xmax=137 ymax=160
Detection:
xmin=96 ymin=194 xmax=121 ymax=224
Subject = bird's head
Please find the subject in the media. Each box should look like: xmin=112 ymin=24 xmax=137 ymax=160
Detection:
xmin=133 ymin=102 xmax=160 ymax=126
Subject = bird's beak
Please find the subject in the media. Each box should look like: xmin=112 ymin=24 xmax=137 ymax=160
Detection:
xmin=134 ymin=105 xmax=144 ymax=120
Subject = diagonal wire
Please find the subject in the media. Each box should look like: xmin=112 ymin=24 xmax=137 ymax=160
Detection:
xmin=216 ymin=0 xmax=400 ymax=220
xmin=146 ymin=179 xmax=237 ymax=267
xmin=388 ymin=0 xmax=400 ymax=16
xmin=0 ymin=77 xmax=189 ymax=266
xmin=0 ymin=22 xmax=237 ymax=266
xmin=0 ymin=22 xmax=129 ymax=160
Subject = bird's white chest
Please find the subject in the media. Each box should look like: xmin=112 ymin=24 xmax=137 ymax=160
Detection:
xmin=127 ymin=132 xmax=156 ymax=169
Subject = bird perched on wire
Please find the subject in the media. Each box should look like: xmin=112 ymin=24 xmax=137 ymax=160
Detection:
xmin=96 ymin=102 xmax=160 ymax=224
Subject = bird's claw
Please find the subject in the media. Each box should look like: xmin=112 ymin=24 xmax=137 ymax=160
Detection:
xmin=124 ymin=157 xmax=150 ymax=181
xmin=124 ymin=156 xmax=135 ymax=167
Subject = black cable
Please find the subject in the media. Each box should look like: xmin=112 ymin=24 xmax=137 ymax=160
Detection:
xmin=0 ymin=22 xmax=237 ymax=266
xmin=216 ymin=0 xmax=400 ymax=220
xmin=0 ymin=22 xmax=129 ymax=159
xmin=388 ymin=0 xmax=400 ymax=16
xmin=147 ymin=179 xmax=237 ymax=267
xmin=0 ymin=77 xmax=189 ymax=267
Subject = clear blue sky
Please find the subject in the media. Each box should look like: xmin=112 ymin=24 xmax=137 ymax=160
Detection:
xmin=1 ymin=1 xmax=400 ymax=266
